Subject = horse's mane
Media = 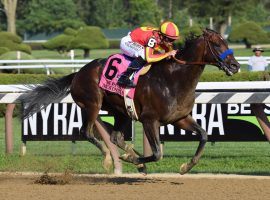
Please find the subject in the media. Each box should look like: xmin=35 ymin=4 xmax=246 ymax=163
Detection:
xmin=183 ymin=33 xmax=200 ymax=49
xmin=176 ymin=31 xmax=201 ymax=58
xmin=177 ymin=28 xmax=219 ymax=58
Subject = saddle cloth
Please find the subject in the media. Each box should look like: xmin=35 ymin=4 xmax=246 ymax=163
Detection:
xmin=99 ymin=53 xmax=151 ymax=99
xmin=99 ymin=54 xmax=151 ymax=120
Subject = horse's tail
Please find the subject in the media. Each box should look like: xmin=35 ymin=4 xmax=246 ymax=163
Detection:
xmin=19 ymin=72 xmax=77 ymax=119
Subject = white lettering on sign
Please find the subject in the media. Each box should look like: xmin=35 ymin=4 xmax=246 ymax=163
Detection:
xmin=192 ymin=104 xmax=207 ymax=131
xmin=167 ymin=124 xmax=174 ymax=135
xmin=68 ymin=104 xmax=82 ymax=135
xmin=241 ymin=104 xmax=251 ymax=114
xmin=23 ymin=113 xmax=37 ymax=135
xmin=160 ymin=104 xmax=225 ymax=136
xmin=23 ymin=103 xmax=84 ymax=136
xmin=264 ymin=104 xmax=270 ymax=114
xmin=40 ymin=104 xmax=52 ymax=135
xmin=54 ymin=103 xmax=67 ymax=135
xmin=228 ymin=104 xmax=253 ymax=115
xmin=227 ymin=104 xmax=239 ymax=114
xmin=207 ymin=104 xmax=224 ymax=135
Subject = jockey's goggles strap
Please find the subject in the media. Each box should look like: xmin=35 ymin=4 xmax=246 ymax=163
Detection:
xmin=219 ymin=49 xmax=234 ymax=61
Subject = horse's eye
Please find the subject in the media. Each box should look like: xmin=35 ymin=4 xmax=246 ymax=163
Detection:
xmin=213 ymin=43 xmax=220 ymax=48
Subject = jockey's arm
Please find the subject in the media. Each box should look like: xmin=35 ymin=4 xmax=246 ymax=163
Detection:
xmin=145 ymin=46 xmax=175 ymax=63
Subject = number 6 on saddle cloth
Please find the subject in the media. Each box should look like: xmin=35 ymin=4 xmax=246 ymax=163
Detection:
xmin=99 ymin=54 xmax=149 ymax=98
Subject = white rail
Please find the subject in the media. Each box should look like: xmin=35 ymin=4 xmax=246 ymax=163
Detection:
xmin=235 ymin=56 xmax=270 ymax=64
xmin=0 ymin=57 xmax=269 ymax=74
xmin=0 ymin=59 xmax=93 ymax=75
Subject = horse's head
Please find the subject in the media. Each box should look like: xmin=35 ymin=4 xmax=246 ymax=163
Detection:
xmin=202 ymin=29 xmax=240 ymax=75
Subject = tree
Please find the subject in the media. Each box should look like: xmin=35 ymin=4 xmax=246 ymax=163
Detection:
xmin=229 ymin=21 xmax=270 ymax=48
xmin=181 ymin=0 xmax=259 ymax=34
xmin=43 ymin=34 xmax=73 ymax=54
xmin=172 ymin=8 xmax=192 ymax=29
xmin=69 ymin=26 xmax=109 ymax=58
xmin=73 ymin=0 xmax=95 ymax=25
xmin=43 ymin=26 xmax=109 ymax=58
xmin=43 ymin=28 xmax=77 ymax=54
xmin=16 ymin=0 xmax=84 ymax=35
xmin=231 ymin=2 xmax=270 ymax=28
xmin=127 ymin=0 xmax=162 ymax=27
xmin=1 ymin=0 xmax=17 ymax=34
xmin=91 ymin=0 xmax=128 ymax=28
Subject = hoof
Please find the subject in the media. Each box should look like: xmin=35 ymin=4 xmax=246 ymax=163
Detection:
xmin=114 ymin=168 xmax=122 ymax=175
xmin=180 ymin=163 xmax=189 ymax=175
xmin=103 ymin=155 xmax=113 ymax=172
xmin=120 ymin=153 xmax=139 ymax=164
xmin=119 ymin=153 xmax=129 ymax=161
xmin=136 ymin=163 xmax=147 ymax=176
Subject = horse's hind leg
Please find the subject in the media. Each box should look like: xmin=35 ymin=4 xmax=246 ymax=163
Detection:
xmin=173 ymin=115 xmax=208 ymax=174
xmin=81 ymin=107 xmax=113 ymax=172
xmin=95 ymin=117 xmax=122 ymax=174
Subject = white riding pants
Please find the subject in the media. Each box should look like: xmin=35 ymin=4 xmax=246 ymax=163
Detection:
xmin=120 ymin=34 xmax=145 ymax=60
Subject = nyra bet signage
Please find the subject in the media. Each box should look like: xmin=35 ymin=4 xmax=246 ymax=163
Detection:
xmin=22 ymin=103 xmax=268 ymax=142
xmin=160 ymin=104 xmax=268 ymax=141
xmin=22 ymin=103 xmax=132 ymax=141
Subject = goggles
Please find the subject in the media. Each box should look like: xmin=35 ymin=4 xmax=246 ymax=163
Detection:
xmin=163 ymin=35 xmax=175 ymax=43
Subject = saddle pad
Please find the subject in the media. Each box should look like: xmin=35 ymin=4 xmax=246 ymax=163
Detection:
xmin=99 ymin=54 xmax=142 ymax=99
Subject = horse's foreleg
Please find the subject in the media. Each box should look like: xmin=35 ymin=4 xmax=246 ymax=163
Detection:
xmin=173 ymin=115 xmax=208 ymax=175
xmin=134 ymin=120 xmax=161 ymax=164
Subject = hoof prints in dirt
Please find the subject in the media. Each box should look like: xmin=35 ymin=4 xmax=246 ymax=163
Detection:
xmin=34 ymin=172 xmax=72 ymax=185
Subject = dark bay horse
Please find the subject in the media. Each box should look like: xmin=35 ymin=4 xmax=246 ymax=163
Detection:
xmin=20 ymin=29 xmax=240 ymax=174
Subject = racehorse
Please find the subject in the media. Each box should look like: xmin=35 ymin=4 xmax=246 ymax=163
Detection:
xmin=20 ymin=29 xmax=240 ymax=174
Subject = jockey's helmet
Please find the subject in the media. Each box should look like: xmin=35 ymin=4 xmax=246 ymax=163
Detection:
xmin=159 ymin=21 xmax=180 ymax=40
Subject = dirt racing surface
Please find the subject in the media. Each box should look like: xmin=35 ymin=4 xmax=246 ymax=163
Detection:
xmin=0 ymin=172 xmax=270 ymax=200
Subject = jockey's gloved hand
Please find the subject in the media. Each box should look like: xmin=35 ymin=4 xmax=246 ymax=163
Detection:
xmin=167 ymin=50 xmax=178 ymax=58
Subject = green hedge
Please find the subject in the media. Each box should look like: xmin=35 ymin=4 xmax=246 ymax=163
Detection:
xmin=0 ymin=74 xmax=61 ymax=84
xmin=200 ymin=71 xmax=270 ymax=81
xmin=0 ymin=32 xmax=22 ymax=43
xmin=0 ymin=71 xmax=269 ymax=84
xmin=0 ymin=31 xmax=32 ymax=54
xmin=0 ymin=47 xmax=9 ymax=56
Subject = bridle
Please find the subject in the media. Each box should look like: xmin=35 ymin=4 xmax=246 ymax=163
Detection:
xmin=173 ymin=31 xmax=234 ymax=68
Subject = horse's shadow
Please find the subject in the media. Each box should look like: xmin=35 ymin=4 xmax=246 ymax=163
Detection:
xmin=77 ymin=176 xmax=183 ymax=185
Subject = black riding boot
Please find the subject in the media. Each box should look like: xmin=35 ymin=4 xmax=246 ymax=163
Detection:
xmin=118 ymin=56 xmax=147 ymax=88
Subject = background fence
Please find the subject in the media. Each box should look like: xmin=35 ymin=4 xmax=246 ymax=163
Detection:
xmin=0 ymin=57 xmax=269 ymax=74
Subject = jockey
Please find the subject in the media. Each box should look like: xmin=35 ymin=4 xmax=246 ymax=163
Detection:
xmin=118 ymin=21 xmax=180 ymax=88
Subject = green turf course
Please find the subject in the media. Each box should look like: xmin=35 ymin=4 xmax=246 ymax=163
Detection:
xmin=0 ymin=117 xmax=269 ymax=175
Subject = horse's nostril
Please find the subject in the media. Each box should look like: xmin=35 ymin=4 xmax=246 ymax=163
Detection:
xmin=230 ymin=63 xmax=240 ymax=71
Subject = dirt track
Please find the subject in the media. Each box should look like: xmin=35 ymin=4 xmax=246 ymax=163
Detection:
xmin=0 ymin=172 xmax=270 ymax=200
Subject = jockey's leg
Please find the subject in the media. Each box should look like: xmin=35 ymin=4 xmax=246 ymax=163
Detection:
xmin=118 ymin=56 xmax=147 ymax=88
